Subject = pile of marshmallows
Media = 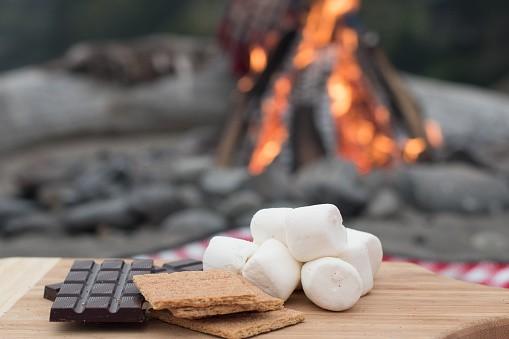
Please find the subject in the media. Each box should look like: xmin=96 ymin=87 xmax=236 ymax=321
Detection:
xmin=202 ymin=204 xmax=383 ymax=311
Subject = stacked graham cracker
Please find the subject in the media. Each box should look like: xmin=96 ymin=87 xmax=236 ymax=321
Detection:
xmin=134 ymin=270 xmax=304 ymax=338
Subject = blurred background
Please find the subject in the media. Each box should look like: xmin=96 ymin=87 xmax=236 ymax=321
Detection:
xmin=1 ymin=0 xmax=508 ymax=90
xmin=0 ymin=0 xmax=508 ymax=267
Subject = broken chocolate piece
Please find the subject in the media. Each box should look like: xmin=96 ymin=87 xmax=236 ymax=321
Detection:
xmin=44 ymin=283 xmax=62 ymax=301
xmin=49 ymin=259 xmax=153 ymax=323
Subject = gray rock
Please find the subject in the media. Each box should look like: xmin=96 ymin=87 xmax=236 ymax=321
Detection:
xmin=350 ymin=216 xmax=476 ymax=261
xmin=360 ymin=170 xmax=386 ymax=193
xmin=361 ymin=168 xmax=403 ymax=193
xmin=0 ymin=226 xmax=205 ymax=258
xmin=102 ymin=154 xmax=133 ymax=185
xmin=233 ymin=212 xmax=255 ymax=229
xmin=294 ymin=158 xmax=369 ymax=216
xmin=173 ymin=127 xmax=218 ymax=156
xmin=136 ymin=158 xmax=176 ymax=184
xmin=37 ymin=184 xmax=82 ymax=209
xmin=0 ymin=198 xmax=37 ymax=223
xmin=403 ymin=164 xmax=509 ymax=213
xmin=426 ymin=213 xmax=509 ymax=261
xmin=365 ymin=189 xmax=400 ymax=218
xmin=467 ymin=144 xmax=509 ymax=177
xmin=170 ymin=155 xmax=212 ymax=183
xmin=175 ymin=185 xmax=203 ymax=208
xmin=349 ymin=212 xmax=509 ymax=262
xmin=128 ymin=185 xmax=185 ymax=223
xmin=2 ymin=214 xmax=60 ymax=237
xmin=397 ymin=208 xmax=429 ymax=229
xmin=73 ymin=169 xmax=124 ymax=201
xmin=15 ymin=159 xmax=80 ymax=198
xmin=249 ymin=164 xmax=294 ymax=200
xmin=266 ymin=201 xmax=305 ymax=209
xmin=200 ymin=167 xmax=250 ymax=196
xmin=63 ymin=198 xmax=138 ymax=233
xmin=347 ymin=219 xmax=438 ymax=259
xmin=163 ymin=209 xmax=226 ymax=236
xmin=218 ymin=190 xmax=262 ymax=219
xmin=471 ymin=231 xmax=509 ymax=255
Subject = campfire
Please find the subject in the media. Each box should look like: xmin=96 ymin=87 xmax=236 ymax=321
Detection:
xmin=216 ymin=0 xmax=443 ymax=175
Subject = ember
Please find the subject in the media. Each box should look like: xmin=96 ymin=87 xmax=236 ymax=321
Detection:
xmin=217 ymin=0 xmax=443 ymax=175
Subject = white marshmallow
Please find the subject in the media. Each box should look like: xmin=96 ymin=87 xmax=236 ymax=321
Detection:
xmin=203 ymin=236 xmax=258 ymax=273
xmin=301 ymin=257 xmax=362 ymax=311
xmin=346 ymin=228 xmax=383 ymax=274
xmin=285 ymin=204 xmax=347 ymax=262
xmin=242 ymin=239 xmax=301 ymax=301
xmin=338 ymin=241 xmax=373 ymax=296
xmin=250 ymin=208 xmax=293 ymax=245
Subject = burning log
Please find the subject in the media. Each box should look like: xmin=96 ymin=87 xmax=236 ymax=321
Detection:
xmin=215 ymin=29 xmax=298 ymax=167
xmin=216 ymin=0 xmax=442 ymax=174
xmin=358 ymin=32 xmax=433 ymax=159
xmin=290 ymin=105 xmax=327 ymax=171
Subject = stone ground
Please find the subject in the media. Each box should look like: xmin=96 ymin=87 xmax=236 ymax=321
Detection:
xmin=0 ymin=132 xmax=508 ymax=261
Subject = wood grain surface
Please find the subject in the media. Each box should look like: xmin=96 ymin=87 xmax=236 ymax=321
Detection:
xmin=0 ymin=258 xmax=508 ymax=338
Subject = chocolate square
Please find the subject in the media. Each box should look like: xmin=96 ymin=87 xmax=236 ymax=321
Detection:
xmin=91 ymin=283 xmax=116 ymax=296
xmin=65 ymin=271 xmax=89 ymax=283
xmin=96 ymin=271 xmax=119 ymax=282
xmin=58 ymin=283 xmax=83 ymax=296
xmin=101 ymin=259 xmax=124 ymax=271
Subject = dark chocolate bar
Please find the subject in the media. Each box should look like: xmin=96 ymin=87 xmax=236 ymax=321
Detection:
xmin=46 ymin=258 xmax=204 ymax=322
xmin=49 ymin=259 xmax=153 ymax=323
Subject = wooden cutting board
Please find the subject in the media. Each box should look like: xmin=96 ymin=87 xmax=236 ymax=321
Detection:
xmin=0 ymin=258 xmax=508 ymax=339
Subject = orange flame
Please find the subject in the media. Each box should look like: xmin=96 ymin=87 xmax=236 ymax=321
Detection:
xmin=293 ymin=0 xmax=359 ymax=70
xmin=250 ymin=45 xmax=267 ymax=73
xmin=293 ymin=46 xmax=315 ymax=70
xmin=425 ymin=120 xmax=443 ymax=148
xmin=325 ymin=0 xmax=360 ymax=17
xmin=356 ymin=120 xmax=375 ymax=145
xmin=372 ymin=135 xmax=396 ymax=165
xmin=328 ymin=20 xmax=398 ymax=172
xmin=248 ymin=76 xmax=292 ymax=175
xmin=374 ymin=106 xmax=390 ymax=124
xmin=328 ymin=77 xmax=352 ymax=117
xmin=237 ymin=76 xmax=254 ymax=93
xmin=403 ymin=138 xmax=426 ymax=162
xmin=339 ymin=27 xmax=358 ymax=52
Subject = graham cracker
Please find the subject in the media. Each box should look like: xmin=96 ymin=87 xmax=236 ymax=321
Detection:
xmin=133 ymin=270 xmax=259 ymax=310
xmin=168 ymin=284 xmax=283 ymax=319
xmin=150 ymin=308 xmax=305 ymax=339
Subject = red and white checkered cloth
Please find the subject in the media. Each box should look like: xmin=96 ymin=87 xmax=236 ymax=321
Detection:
xmin=139 ymin=227 xmax=509 ymax=289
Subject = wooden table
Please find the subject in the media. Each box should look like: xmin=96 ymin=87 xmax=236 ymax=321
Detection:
xmin=0 ymin=258 xmax=508 ymax=338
